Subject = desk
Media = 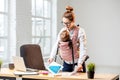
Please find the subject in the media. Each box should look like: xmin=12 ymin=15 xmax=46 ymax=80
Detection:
xmin=0 ymin=68 xmax=119 ymax=80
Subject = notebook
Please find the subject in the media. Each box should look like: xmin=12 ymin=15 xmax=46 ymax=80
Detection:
xmin=13 ymin=56 xmax=38 ymax=75
xmin=46 ymin=62 xmax=63 ymax=74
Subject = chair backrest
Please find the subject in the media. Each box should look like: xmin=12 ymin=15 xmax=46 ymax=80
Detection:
xmin=20 ymin=44 xmax=45 ymax=70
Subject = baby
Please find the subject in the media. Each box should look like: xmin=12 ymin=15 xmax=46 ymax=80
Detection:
xmin=59 ymin=30 xmax=72 ymax=48
xmin=60 ymin=30 xmax=70 ymax=42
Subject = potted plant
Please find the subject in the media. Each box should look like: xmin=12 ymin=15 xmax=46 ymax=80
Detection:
xmin=0 ymin=59 xmax=3 ymax=71
xmin=87 ymin=62 xmax=95 ymax=79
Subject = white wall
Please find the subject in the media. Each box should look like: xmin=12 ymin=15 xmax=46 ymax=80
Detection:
xmin=57 ymin=0 xmax=120 ymax=74
xmin=57 ymin=0 xmax=70 ymax=33
xmin=16 ymin=0 xmax=32 ymax=56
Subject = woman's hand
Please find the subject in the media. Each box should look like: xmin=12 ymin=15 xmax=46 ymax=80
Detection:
xmin=47 ymin=58 xmax=54 ymax=64
xmin=76 ymin=64 xmax=83 ymax=72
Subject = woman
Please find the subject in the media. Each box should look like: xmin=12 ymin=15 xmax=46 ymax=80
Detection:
xmin=48 ymin=6 xmax=87 ymax=72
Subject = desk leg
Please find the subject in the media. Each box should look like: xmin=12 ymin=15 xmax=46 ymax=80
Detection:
xmin=16 ymin=78 xmax=22 ymax=80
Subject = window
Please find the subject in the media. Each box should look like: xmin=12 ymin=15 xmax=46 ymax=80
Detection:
xmin=0 ymin=0 xmax=16 ymax=62
xmin=32 ymin=0 xmax=52 ymax=56
xmin=0 ymin=0 xmax=8 ymax=60
xmin=0 ymin=0 xmax=56 ymax=62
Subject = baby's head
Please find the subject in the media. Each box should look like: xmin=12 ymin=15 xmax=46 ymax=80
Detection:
xmin=60 ymin=30 xmax=70 ymax=42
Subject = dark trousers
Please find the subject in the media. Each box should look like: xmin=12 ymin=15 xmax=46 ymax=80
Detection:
xmin=62 ymin=61 xmax=77 ymax=72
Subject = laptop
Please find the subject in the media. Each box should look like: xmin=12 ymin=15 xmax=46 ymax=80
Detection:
xmin=13 ymin=56 xmax=38 ymax=72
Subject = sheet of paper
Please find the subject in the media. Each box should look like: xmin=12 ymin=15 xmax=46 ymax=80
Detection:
xmin=14 ymin=71 xmax=39 ymax=75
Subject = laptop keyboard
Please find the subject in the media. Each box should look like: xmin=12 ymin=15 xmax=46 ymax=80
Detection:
xmin=26 ymin=68 xmax=39 ymax=72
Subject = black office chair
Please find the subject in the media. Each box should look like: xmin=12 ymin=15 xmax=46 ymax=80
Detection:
xmin=20 ymin=44 xmax=46 ymax=80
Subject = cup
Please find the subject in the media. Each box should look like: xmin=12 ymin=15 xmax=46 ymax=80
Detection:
xmin=9 ymin=63 xmax=14 ymax=70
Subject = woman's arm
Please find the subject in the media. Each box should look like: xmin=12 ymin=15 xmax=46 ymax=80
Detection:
xmin=48 ymin=28 xmax=66 ymax=62
xmin=78 ymin=27 xmax=87 ymax=64
xmin=49 ymin=40 xmax=59 ymax=59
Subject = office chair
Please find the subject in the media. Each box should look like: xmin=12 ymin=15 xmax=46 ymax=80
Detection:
xmin=20 ymin=44 xmax=45 ymax=70
xmin=20 ymin=44 xmax=46 ymax=80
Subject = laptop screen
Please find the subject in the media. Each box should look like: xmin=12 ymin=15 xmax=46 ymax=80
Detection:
xmin=13 ymin=56 xmax=26 ymax=72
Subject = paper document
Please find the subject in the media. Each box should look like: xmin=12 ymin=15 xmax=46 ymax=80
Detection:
xmin=14 ymin=71 xmax=39 ymax=75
